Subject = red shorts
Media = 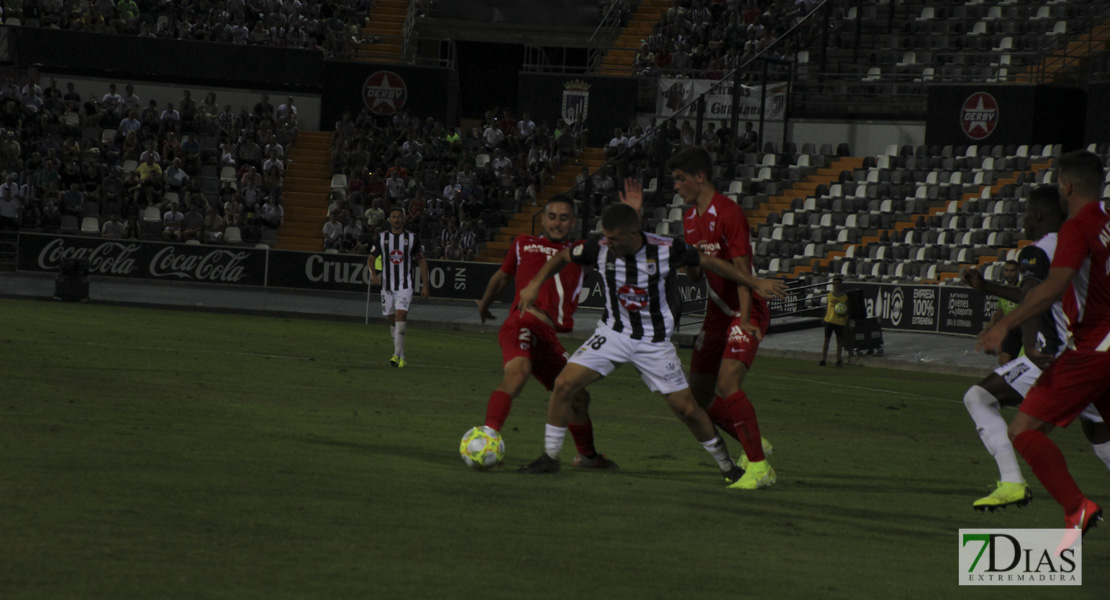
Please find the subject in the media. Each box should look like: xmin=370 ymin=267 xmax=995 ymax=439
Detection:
xmin=1021 ymin=349 xmax=1110 ymax=427
xmin=498 ymin=310 xmax=568 ymax=391
xmin=690 ymin=311 xmax=770 ymax=375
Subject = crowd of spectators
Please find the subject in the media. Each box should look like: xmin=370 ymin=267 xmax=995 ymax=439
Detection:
xmin=633 ymin=0 xmax=846 ymax=80
xmin=1 ymin=0 xmax=374 ymax=54
xmin=0 ymin=73 xmax=298 ymax=246
xmin=324 ymin=106 xmax=592 ymax=259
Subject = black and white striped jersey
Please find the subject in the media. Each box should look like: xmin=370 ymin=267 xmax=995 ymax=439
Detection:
xmin=1018 ymin=232 xmax=1068 ymax=357
xmin=570 ymin=232 xmax=701 ymax=342
xmin=376 ymin=229 xmax=423 ymax=291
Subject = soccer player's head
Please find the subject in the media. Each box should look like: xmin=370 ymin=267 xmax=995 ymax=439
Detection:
xmin=666 ymin=145 xmax=714 ymax=203
xmin=541 ymin=195 xmax=576 ymax=243
xmin=600 ymin=203 xmax=642 ymax=257
xmin=1002 ymin=260 xmax=1019 ymax=285
xmin=388 ymin=207 xmax=405 ymax=231
xmin=1023 ymin=184 xmax=1067 ymax=241
xmin=1056 ymin=150 xmax=1104 ymax=208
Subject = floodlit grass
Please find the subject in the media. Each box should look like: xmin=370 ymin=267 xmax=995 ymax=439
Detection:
xmin=1 ymin=298 xmax=1107 ymax=599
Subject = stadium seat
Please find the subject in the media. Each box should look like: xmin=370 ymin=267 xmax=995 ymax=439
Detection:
xmin=80 ymin=217 xmax=100 ymax=235
xmin=224 ymin=226 xmax=242 ymax=244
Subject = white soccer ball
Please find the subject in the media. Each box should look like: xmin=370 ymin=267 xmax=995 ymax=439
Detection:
xmin=834 ymin=302 xmax=848 ymax=316
xmin=459 ymin=426 xmax=505 ymax=470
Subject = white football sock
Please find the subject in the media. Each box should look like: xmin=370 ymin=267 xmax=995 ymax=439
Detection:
xmin=964 ymin=385 xmax=1024 ymax=484
xmin=544 ymin=423 xmax=567 ymax=459
xmin=389 ymin=323 xmax=396 ymax=344
xmin=393 ymin=321 xmax=406 ymax=359
xmin=701 ymin=435 xmax=734 ymax=471
xmin=1091 ymin=439 xmax=1110 ymax=472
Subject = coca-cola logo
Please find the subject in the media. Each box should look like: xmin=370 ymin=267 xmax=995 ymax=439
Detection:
xmin=37 ymin=238 xmax=141 ymax=275
xmin=149 ymin=246 xmax=250 ymax=282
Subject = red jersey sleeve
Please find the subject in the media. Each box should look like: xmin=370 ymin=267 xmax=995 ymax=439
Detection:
xmin=500 ymin=236 xmax=520 ymax=276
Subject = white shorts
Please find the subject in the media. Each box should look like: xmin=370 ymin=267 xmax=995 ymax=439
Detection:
xmin=995 ymin=355 xmax=1104 ymax=423
xmin=381 ymin=288 xmax=413 ymax=316
xmin=568 ymin=324 xmax=689 ymax=395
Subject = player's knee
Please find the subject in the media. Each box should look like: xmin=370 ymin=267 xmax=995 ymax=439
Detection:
xmin=571 ymin=388 xmax=591 ymax=408
xmin=963 ymin=385 xmax=995 ymax=411
xmin=551 ymin=376 xmax=580 ymax=404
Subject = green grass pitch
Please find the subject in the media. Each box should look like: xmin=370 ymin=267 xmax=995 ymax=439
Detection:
xmin=1 ymin=298 xmax=1107 ymax=599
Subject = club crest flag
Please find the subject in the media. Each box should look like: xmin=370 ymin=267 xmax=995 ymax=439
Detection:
xmin=561 ymin=79 xmax=591 ymax=124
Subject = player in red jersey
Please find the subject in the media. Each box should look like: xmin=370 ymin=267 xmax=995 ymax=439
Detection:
xmin=979 ymin=151 xmax=1110 ymax=540
xmin=670 ymin=145 xmax=780 ymax=489
xmin=475 ymin=195 xmax=617 ymax=469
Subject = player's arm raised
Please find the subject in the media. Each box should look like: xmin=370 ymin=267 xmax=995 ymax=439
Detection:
xmin=978 ymin=266 xmax=1077 ymax=354
xmin=518 ymin=247 xmax=573 ymax=314
xmin=618 ymin=177 xmax=643 ymax=216
xmin=367 ymin=252 xmax=381 ymax=286
xmin=476 ymin=269 xmax=512 ymax=323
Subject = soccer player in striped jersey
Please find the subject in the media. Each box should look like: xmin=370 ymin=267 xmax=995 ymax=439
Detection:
xmin=370 ymin=207 xmax=429 ymax=368
xmin=475 ymin=195 xmax=617 ymax=469
xmin=980 ymin=151 xmax=1110 ymax=539
xmin=963 ymin=185 xmax=1110 ymax=511
xmin=516 ymin=203 xmax=786 ymax=486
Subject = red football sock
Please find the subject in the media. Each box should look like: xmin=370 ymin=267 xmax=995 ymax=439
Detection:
xmin=724 ymin=390 xmax=764 ymax=463
xmin=706 ymin=395 xmax=742 ymax=443
xmin=1013 ymin=430 xmax=1085 ymax=513
xmin=484 ymin=390 xmax=512 ymax=431
xmin=568 ymin=421 xmax=597 ymax=457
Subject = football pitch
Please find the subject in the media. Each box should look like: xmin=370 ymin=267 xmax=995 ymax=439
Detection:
xmin=2 ymin=298 xmax=1107 ymax=599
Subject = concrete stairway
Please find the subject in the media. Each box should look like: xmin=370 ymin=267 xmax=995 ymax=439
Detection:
xmin=358 ymin=0 xmax=409 ymax=63
xmin=278 ymin=131 xmax=333 ymax=252
xmin=598 ymin=0 xmax=671 ymax=76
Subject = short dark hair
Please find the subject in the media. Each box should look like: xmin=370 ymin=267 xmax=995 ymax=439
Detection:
xmin=665 ymin=145 xmax=713 ymax=178
xmin=600 ymin=202 xmax=640 ymax=232
xmin=388 ymin=207 xmax=405 ymax=218
xmin=1056 ymin=150 xmax=1104 ymax=197
xmin=545 ymin=194 xmax=574 ymax=211
xmin=1027 ymin=185 xmax=1066 ymax=223
xmin=1004 ymin=259 xmax=1019 ymax=268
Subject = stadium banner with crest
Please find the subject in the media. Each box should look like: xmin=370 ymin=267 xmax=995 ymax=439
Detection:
xmin=655 ymin=78 xmax=787 ymax=121
xmin=320 ymin=60 xmax=459 ymax=129
xmin=517 ymin=74 xmax=639 ymax=147
xmin=924 ymin=85 xmax=1084 ymax=150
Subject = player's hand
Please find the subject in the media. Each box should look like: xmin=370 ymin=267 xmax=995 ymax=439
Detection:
xmin=754 ymin=277 xmax=787 ymax=299
xmin=370 ymin=274 xmax=380 ymax=287
xmin=740 ymin=320 xmax=764 ymax=342
xmin=962 ymin=267 xmax=983 ymax=289
xmin=517 ymin=282 xmax=539 ymax=315
xmin=1025 ymin=346 xmax=1055 ymax=370
xmin=977 ymin=325 xmax=1007 ymax=355
xmin=421 ymin=285 xmax=430 ymax=300
xmin=476 ymin=301 xmax=497 ymax=324
xmin=618 ymin=177 xmax=643 ymax=214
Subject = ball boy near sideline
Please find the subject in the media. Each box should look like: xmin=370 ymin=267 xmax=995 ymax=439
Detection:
xmin=474 ymin=196 xmax=616 ymax=469
xmin=516 ymin=203 xmax=786 ymax=488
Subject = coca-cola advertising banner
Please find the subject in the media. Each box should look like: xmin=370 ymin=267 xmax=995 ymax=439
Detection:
xmin=19 ymin=234 xmax=265 ymax=286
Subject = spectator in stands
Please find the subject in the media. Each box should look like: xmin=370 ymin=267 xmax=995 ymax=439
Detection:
xmin=737 ymin=120 xmax=758 ymax=153
xmin=276 ymin=96 xmax=297 ymax=125
xmin=62 ymin=182 xmax=85 ymax=217
xmin=443 ymin=237 xmax=463 ymax=261
xmin=203 ymin=209 xmax=226 ymax=244
xmin=179 ymin=90 xmax=197 ymax=131
xmin=322 ymin=211 xmax=343 ymax=250
xmin=162 ymin=201 xmax=184 ymax=241
xmin=100 ymin=82 xmax=122 ymax=120
xmin=253 ymin=94 xmax=274 ymax=123
xmin=137 ymin=153 xmax=161 ymax=181
xmin=181 ymin=203 xmax=205 ymax=242
xmin=260 ymin=196 xmax=284 ymax=229
xmin=0 ymin=182 xmax=20 ymax=230
xmin=101 ymin=211 xmax=126 ymax=238
xmin=223 ymin=194 xmax=244 ymax=227
xmin=164 ymin=158 xmax=189 ymax=191
xmin=364 ymin=197 xmax=385 ymax=230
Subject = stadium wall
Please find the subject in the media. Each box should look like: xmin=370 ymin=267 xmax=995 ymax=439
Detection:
xmin=788 ymin=120 xmax=925 ymax=158
xmin=517 ymin=74 xmax=639 ymax=147
xmin=925 ymin=84 xmax=1086 ymax=151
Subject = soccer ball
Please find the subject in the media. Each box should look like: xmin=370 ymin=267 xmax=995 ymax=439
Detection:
xmin=834 ymin=302 xmax=848 ymax=316
xmin=459 ymin=426 xmax=505 ymax=469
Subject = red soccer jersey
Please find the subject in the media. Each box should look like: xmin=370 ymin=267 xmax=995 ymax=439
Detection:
xmin=683 ymin=192 xmax=768 ymax=323
xmin=1054 ymin=201 xmax=1110 ymax=351
xmin=501 ymin=234 xmax=584 ymax=332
